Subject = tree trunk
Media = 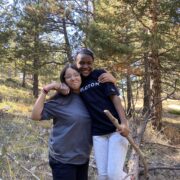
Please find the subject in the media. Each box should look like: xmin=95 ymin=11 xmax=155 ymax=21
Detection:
xmin=126 ymin=74 xmax=133 ymax=117
xmin=150 ymin=54 xmax=162 ymax=130
xmin=22 ymin=69 xmax=26 ymax=88
xmin=127 ymin=110 xmax=150 ymax=180
xmin=63 ymin=18 xmax=72 ymax=63
xmin=150 ymin=0 xmax=162 ymax=130
xmin=32 ymin=28 xmax=40 ymax=98
xmin=143 ymin=53 xmax=151 ymax=114
xmin=22 ymin=60 xmax=27 ymax=88
xmin=33 ymin=71 xmax=39 ymax=98
xmin=32 ymin=57 xmax=39 ymax=98
xmin=128 ymin=148 xmax=140 ymax=180
xmin=14 ymin=61 xmax=17 ymax=77
xmin=127 ymin=118 xmax=140 ymax=180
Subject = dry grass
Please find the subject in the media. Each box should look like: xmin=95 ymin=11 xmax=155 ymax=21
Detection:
xmin=0 ymin=79 xmax=52 ymax=180
xmin=144 ymin=123 xmax=170 ymax=145
xmin=0 ymin=113 xmax=52 ymax=180
xmin=0 ymin=77 xmax=179 ymax=180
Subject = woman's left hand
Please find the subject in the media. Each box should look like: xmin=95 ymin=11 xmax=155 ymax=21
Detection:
xmin=98 ymin=72 xmax=116 ymax=84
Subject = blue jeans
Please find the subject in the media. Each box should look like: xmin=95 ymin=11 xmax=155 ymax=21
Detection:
xmin=49 ymin=156 xmax=89 ymax=180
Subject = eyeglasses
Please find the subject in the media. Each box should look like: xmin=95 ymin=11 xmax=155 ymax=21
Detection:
xmin=64 ymin=73 xmax=80 ymax=80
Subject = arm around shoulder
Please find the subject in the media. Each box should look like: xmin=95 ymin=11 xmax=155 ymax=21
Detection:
xmin=98 ymin=71 xmax=116 ymax=84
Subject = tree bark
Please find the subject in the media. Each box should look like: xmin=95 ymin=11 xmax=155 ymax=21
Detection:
xmin=32 ymin=27 xmax=40 ymax=98
xmin=63 ymin=18 xmax=72 ymax=63
xmin=22 ymin=69 xmax=26 ymax=88
xmin=143 ymin=53 xmax=151 ymax=114
xmin=33 ymin=63 xmax=39 ymax=98
xmin=126 ymin=74 xmax=133 ymax=117
xmin=150 ymin=0 xmax=162 ymax=130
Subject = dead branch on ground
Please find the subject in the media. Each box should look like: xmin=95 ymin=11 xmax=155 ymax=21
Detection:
xmin=6 ymin=153 xmax=40 ymax=180
xmin=139 ymin=165 xmax=180 ymax=174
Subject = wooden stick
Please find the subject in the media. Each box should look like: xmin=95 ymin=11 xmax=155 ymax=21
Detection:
xmin=104 ymin=110 xmax=148 ymax=179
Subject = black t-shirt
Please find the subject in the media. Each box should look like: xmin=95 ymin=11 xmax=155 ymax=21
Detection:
xmin=80 ymin=69 xmax=121 ymax=136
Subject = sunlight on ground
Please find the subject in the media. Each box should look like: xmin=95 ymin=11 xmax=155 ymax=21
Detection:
xmin=163 ymin=99 xmax=180 ymax=108
xmin=163 ymin=118 xmax=180 ymax=124
xmin=0 ymin=101 xmax=32 ymax=116
xmin=168 ymin=105 xmax=180 ymax=110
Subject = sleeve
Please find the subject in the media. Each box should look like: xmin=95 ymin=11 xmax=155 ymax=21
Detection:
xmin=94 ymin=69 xmax=106 ymax=76
xmin=40 ymin=101 xmax=55 ymax=120
xmin=95 ymin=69 xmax=120 ymax=97
xmin=102 ymin=82 xmax=120 ymax=97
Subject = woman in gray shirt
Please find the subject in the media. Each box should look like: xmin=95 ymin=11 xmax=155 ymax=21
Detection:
xmin=31 ymin=64 xmax=92 ymax=180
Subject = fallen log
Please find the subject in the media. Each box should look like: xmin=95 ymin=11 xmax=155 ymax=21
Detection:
xmin=139 ymin=165 xmax=180 ymax=174
xmin=104 ymin=110 xmax=148 ymax=180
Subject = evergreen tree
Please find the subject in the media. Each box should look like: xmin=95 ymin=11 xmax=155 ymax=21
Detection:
xmin=84 ymin=0 xmax=179 ymax=129
xmin=0 ymin=0 xmax=15 ymax=69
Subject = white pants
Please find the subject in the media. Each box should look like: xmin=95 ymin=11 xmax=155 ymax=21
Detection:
xmin=93 ymin=132 xmax=129 ymax=180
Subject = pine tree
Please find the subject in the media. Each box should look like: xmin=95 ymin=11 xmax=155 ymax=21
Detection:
xmin=85 ymin=0 xmax=179 ymax=129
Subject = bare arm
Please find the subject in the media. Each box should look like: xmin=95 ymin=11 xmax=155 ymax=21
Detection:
xmin=31 ymin=91 xmax=46 ymax=121
xmin=31 ymin=82 xmax=68 ymax=120
xmin=110 ymin=95 xmax=129 ymax=137
xmin=98 ymin=72 xmax=116 ymax=84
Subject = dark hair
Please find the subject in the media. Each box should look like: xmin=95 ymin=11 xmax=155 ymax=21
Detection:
xmin=74 ymin=48 xmax=94 ymax=61
xmin=60 ymin=63 xmax=80 ymax=83
xmin=48 ymin=63 xmax=80 ymax=100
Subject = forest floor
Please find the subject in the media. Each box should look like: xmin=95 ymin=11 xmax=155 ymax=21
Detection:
xmin=0 ymin=78 xmax=179 ymax=180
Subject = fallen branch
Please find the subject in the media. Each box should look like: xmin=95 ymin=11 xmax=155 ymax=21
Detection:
xmin=140 ymin=166 xmax=180 ymax=174
xmin=6 ymin=153 xmax=40 ymax=180
xmin=123 ymin=173 xmax=135 ymax=180
xmin=144 ymin=142 xmax=180 ymax=149
xmin=104 ymin=110 xmax=148 ymax=179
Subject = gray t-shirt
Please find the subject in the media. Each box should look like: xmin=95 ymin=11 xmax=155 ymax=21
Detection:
xmin=41 ymin=93 xmax=92 ymax=165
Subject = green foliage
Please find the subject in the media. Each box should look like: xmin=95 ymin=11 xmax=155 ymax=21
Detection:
xmin=0 ymin=1 xmax=15 ymax=62
xmin=84 ymin=0 xmax=136 ymax=66
xmin=0 ymin=0 xmax=179 ymax=98
xmin=4 ymin=78 xmax=21 ymax=86
xmin=168 ymin=109 xmax=180 ymax=115
xmin=87 ymin=24 xmax=133 ymax=59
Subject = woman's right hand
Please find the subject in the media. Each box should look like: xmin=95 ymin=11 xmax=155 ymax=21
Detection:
xmin=43 ymin=82 xmax=58 ymax=92
xmin=116 ymin=124 xmax=130 ymax=137
xmin=43 ymin=82 xmax=70 ymax=95
xmin=57 ymin=83 xmax=70 ymax=95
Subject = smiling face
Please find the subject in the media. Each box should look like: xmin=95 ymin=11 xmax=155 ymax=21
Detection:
xmin=75 ymin=54 xmax=94 ymax=77
xmin=64 ymin=67 xmax=81 ymax=93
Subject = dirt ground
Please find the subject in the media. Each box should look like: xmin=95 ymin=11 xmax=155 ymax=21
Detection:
xmin=88 ymin=112 xmax=180 ymax=180
xmin=141 ymin=117 xmax=180 ymax=180
xmin=0 ymin=106 xmax=179 ymax=180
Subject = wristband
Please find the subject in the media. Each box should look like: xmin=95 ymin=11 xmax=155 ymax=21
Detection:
xmin=42 ymin=87 xmax=49 ymax=94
